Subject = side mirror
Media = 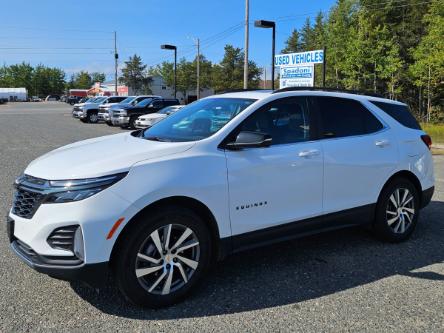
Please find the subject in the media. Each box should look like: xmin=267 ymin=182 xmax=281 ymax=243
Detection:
xmin=225 ymin=131 xmax=272 ymax=150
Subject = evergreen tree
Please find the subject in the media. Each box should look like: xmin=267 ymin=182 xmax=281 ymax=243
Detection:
xmin=212 ymin=45 xmax=262 ymax=92
xmin=119 ymin=54 xmax=148 ymax=94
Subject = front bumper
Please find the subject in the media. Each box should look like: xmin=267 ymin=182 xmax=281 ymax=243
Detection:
xmin=7 ymin=216 xmax=108 ymax=287
xmin=134 ymin=119 xmax=150 ymax=129
xmin=72 ymin=110 xmax=82 ymax=118
xmin=111 ymin=115 xmax=129 ymax=126
xmin=98 ymin=112 xmax=110 ymax=121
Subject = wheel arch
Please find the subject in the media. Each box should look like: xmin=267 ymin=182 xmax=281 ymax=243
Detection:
xmin=110 ymin=196 xmax=224 ymax=266
xmin=379 ymin=170 xmax=423 ymax=205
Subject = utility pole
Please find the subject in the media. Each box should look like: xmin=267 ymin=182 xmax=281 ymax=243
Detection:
xmin=243 ymin=0 xmax=249 ymax=89
xmin=114 ymin=31 xmax=118 ymax=96
xmin=196 ymin=38 xmax=200 ymax=100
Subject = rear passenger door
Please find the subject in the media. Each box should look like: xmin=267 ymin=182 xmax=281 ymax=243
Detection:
xmin=312 ymin=96 xmax=398 ymax=214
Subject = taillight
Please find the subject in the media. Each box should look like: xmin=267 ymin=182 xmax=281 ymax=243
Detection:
xmin=421 ymin=134 xmax=432 ymax=150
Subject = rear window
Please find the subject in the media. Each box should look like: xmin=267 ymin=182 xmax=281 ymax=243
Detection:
xmin=370 ymin=101 xmax=421 ymax=130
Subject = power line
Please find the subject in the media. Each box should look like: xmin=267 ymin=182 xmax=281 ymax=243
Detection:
xmin=0 ymin=47 xmax=113 ymax=50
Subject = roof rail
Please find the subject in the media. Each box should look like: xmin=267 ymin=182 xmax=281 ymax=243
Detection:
xmin=217 ymin=88 xmax=272 ymax=94
xmin=272 ymin=86 xmax=384 ymax=98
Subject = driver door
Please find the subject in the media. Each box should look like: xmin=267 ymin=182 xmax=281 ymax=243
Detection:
xmin=225 ymin=97 xmax=324 ymax=237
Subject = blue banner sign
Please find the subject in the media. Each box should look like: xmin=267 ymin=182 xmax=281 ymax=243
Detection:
xmin=275 ymin=49 xmax=324 ymax=66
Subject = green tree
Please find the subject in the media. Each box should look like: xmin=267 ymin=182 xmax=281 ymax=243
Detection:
xmin=91 ymin=72 xmax=106 ymax=83
xmin=410 ymin=0 xmax=444 ymax=121
xmin=119 ymin=55 xmax=150 ymax=94
xmin=282 ymin=29 xmax=302 ymax=53
xmin=74 ymin=71 xmax=92 ymax=89
xmin=212 ymin=45 xmax=262 ymax=92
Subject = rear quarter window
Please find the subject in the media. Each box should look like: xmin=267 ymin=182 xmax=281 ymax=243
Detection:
xmin=370 ymin=101 xmax=421 ymax=130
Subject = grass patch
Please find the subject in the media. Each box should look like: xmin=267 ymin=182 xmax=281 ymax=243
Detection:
xmin=421 ymin=123 xmax=444 ymax=145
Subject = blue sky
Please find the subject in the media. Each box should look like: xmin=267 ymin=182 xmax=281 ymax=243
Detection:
xmin=0 ymin=0 xmax=336 ymax=79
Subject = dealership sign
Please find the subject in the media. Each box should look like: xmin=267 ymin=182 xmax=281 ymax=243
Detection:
xmin=275 ymin=49 xmax=324 ymax=67
xmin=274 ymin=49 xmax=324 ymax=88
xmin=280 ymin=65 xmax=314 ymax=88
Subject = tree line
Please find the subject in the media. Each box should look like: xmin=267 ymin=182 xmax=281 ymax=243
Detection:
xmin=0 ymin=63 xmax=107 ymax=97
xmin=283 ymin=0 xmax=442 ymax=121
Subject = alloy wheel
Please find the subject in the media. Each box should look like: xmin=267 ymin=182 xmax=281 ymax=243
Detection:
xmin=135 ymin=223 xmax=200 ymax=295
xmin=90 ymin=114 xmax=98 ymax=123
xmin=386 ymin=187 xmax=415 ymax=234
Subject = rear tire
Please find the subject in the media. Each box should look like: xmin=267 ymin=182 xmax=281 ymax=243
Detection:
xmin=373 ymin=178 xmax=420 ymax=242
xmin=112 ymin=206 xmax=212 ymax=308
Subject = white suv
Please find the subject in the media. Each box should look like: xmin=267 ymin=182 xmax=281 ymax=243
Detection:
xmin=8 ymin=89 xmax=434 ymax=307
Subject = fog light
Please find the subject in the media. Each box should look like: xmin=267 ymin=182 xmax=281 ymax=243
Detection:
xmin=73 ymin=227 xmax=85 ymax=261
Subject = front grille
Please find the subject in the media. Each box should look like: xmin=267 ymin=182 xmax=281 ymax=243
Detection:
xmin=47 ymin=225 xmax=78 ymax=252
xmin=12 ymin=188 xmax=45 ymax=219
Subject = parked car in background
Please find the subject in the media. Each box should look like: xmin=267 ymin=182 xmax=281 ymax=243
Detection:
xmin=111 ymin=97 xmax=180 ymax=128
xmin=76 ymin=96 xmax=109 ymax=123
xmin=45 ymin=95 xmax=60 ymax=101
xmin=67 ymin=96 xmax=82 ymax=105
xmin=135 ymin=105 xmax=184 ymax=129
xmin=72 ymin=97 xmax=98 ymax=118
xmin=31 ymin=96 xmax=42 ymax=102
xmin=106 ymin=95 xmax=158 ymax=124
xmin=97 ymin=96 xmax=130 ymax=124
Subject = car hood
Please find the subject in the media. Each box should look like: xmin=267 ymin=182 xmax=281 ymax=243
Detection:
xmin=140 ymin=114 xmax=166 ymax=120
xmin=25 ymin=132 xmax=195 ymax=180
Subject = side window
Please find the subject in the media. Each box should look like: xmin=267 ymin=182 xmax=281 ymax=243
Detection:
xmin=239 ymin=97 xmax=311 ymax=145
xmin=315 ymin=97 xmax=383 ymax=138
xmin=152 ymin=100 xmax=164 ymax=108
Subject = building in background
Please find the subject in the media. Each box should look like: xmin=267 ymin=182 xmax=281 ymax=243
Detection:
xmin=149 ymin=75 xmax=214 ymax=104
xmin=87 ymin=82 xmax=129 ymax=96
xmin=0 ymin=88 xmax=27 ymax=101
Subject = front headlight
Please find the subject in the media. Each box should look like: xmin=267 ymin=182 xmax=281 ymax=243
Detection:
xmin=118 ymin=109 xmax=127 ymax=116
xmin=45 ymin=172 xmax=127 ymax=203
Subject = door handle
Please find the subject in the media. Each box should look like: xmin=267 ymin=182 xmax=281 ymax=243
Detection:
xmin=375 ymin=139 xmax=390 ymax=148
xmin=298 ymin=149 xmax=320 ymax=158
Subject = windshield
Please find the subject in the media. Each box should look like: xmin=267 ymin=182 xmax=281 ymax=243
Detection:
xmin=120 ymin=96 xmax=135 ymax=104
xmin=94 ymin=97 xmax=107 ymax=103
xmin=142 ymin=98 xmax=256 ymax=142
xmin=137 ymin=98 xmax=155 ymax=107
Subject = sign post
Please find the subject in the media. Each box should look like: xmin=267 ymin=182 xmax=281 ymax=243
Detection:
xmin=274 ymin=49 xmax=324 ymax=89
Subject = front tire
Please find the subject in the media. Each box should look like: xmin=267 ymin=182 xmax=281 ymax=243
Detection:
xmin=86 ymin=112 xmax=99 ymax=123
xmin=373 ymin=178 xmax=420 ymax=242
xmin=112 ymin=206 xmax=212 ymax=308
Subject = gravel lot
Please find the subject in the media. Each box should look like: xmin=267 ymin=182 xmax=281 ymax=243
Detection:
xmin=0 ymin=102 xmax=443 ymax=332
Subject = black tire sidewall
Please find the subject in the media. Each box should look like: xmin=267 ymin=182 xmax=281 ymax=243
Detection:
xmin=113 ymin=206 xmax=212 ymax=307
xmin=374 ymin=178 xmax=420 ymax=242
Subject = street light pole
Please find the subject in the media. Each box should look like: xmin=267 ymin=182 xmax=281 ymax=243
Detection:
xmin=243 ymin=0 xmax=249 ymax=89
xmin=161 ymin=44 xmax=177 ymax=99
xmin=254 ymin=20 xmax=276 ymax=90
